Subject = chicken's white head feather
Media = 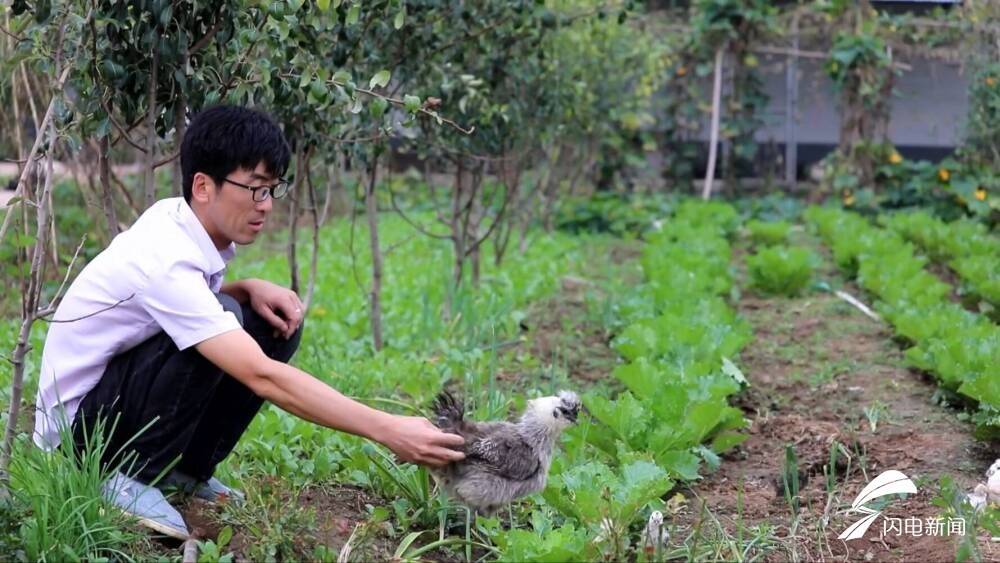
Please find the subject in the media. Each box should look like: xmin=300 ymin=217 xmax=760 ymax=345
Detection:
xmin=524 ymin=390 xmax=580 ymax=433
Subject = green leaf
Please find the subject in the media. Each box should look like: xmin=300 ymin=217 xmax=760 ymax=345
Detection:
xmin=217 ymin=526 xmax=233 ymax=549
xmin=654 ymin=450 xmax=701 ymax=481
xmin=369 ymin=69 xmax=391 ymax=89
xmin=618 ymin=460 xmax=672 ymax=513
xmin=403 ymin=94 xmax=421 ymax=113
xmin=317 ymin=0 xmax=330 ymax=10
xmin=346 ymin=4 xmax=359 ymax=25
xmin=394 ymin=8 xmax=405 ymax=29
xmin=369 ymin=96 xmax=389 ymax=119
xmin=721 ymin=357 xmax=747 ymax=385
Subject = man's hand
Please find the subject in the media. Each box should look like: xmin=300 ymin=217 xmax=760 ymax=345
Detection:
xmin=244 ymin=279 xmax=304 ymax=339
xmin=375 ymin=414 xmax=466 ymax=467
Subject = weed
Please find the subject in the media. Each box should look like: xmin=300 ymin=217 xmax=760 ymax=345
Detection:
xmin=864 ymin=400 xmax=892 ymax=433
xmin=8 ymin=418 xmax=153 ymax=562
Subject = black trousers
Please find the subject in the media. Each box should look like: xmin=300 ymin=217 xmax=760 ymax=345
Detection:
xmin=71 ymin=293 xmax=302 ymax=484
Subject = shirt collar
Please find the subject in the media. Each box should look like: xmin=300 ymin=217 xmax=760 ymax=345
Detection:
xmin=172 ymin=198 xmax=236 ymax=275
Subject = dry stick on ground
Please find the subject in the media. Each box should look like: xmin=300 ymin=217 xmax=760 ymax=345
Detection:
xmin=365 ymin=155 xmax=384 ymax=351
xmin=181 ymin=539 xmax=198 ymax=563
xmin=834 ymin=290 xmax=881 ymax=322
xmin=702 ymin=46 xmax=725 ymax=201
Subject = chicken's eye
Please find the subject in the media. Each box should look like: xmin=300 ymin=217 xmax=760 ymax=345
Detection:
xmin=553 ymin=409 xmax=560 ymax=418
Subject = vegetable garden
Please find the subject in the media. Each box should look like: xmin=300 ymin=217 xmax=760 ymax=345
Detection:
xmin=0 ymin=0 xmax=998 ymax=561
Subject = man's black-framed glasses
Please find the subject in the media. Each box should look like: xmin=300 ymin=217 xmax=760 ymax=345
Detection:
xmin=223 ymin=177 xmax=290 ymax=202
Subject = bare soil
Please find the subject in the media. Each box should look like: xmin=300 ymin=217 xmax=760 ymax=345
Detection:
xmin=178 ymin=482 xmax=399 ymax=562
xmin=681 ymin=238 xmax=1000 ymax=562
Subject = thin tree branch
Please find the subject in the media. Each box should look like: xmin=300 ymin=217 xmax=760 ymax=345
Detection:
xmin=188 ymin=17 xmax=224 ymax=56
xmin=387 ymin=181 xmax=451 ymax=240
xmin=102 ymin=98 xmax=148 ymax=152
xmin=38 ymin=294 xmax=136 ymax=324
xmin=34 ymin=235 xmax=88 ymax=320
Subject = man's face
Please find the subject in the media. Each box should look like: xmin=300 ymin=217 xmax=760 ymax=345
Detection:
xmin=192 ymin=161 xmax=276 ymax=249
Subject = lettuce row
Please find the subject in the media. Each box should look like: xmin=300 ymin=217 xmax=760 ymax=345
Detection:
xmin=582 ymin=200 xmax=751 ymax=482
xmin=883 ymin=211 xmax=999 ymax=311
xmin=806 ymin=207 xmax=999 ymax=437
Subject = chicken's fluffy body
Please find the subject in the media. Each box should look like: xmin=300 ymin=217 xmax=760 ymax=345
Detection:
xmin=432 ymin=391 xmax=580 ymax=515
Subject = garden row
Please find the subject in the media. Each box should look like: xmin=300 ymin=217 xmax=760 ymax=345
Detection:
xmin=883 ymin=211 xmax=999 ymax=315
xmin=583 ymin=200 xmax=751 ymax=476
xmin=806 ymin=207 xmax=999 ymax=437
xmin=487 ymin=200 xmax=755 ymax=561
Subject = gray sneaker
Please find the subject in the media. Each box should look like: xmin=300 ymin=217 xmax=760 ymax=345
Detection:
xmin=162 ymin=470 xmax=246 ymax=505
xmin=102 ymin=471 xmax=189 ymax=540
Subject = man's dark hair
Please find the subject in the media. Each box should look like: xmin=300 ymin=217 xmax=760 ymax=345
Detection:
xmin=181 ymin=105 xmax=291 ymax=203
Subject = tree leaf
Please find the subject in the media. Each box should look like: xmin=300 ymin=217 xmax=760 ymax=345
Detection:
xmin=369 ymin=69 xmax=391 ymax=89
xmin=346 ymin=4 xmax=359 ymax=25
xmin=403 ymin=94 xmax=421 ymax=113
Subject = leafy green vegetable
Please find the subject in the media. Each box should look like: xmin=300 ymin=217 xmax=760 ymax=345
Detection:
xmin=746 ymin=245 xmax=816 ymax=296
xmin=745 ymin=219 xmax=791 ymax=246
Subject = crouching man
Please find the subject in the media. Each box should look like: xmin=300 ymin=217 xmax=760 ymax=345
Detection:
xmin=32 ymin=105 xmax=464 ymax=539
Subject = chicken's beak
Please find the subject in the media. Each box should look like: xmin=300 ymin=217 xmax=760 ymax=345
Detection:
xmin=563 ymin=406 xmax=579 ymax=423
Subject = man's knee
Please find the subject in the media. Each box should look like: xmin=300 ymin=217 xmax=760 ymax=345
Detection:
xmin=216 ymin=293 xmax=244 ymax=326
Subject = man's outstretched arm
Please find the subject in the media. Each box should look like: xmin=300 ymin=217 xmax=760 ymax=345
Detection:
xmin=195 ymin=329 xmax=465 ymax=467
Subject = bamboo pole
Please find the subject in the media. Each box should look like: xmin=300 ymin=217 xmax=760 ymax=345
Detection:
xmin=702 ymin=47 xmax=725 ymax=201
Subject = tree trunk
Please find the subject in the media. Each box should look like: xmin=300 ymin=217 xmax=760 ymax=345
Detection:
xmin=702 ymin=47 xmax=725 ymax=201
xmin=540 ymin=144 xmax=563 ymax=232
xmin=365 ymin=157 xmax=384 ymax=351
xmin=303 ymin=153 xmax=320 ymax=311
xmin=450 ymin=160 xmax=466 ymax=288
xmin=287 ymin=145 xmax=305 ymax=294
xmin=173 ymin=97 xmax=186 ymax=197
xmin=144 ymin=43 xmax=159 ymax=210
xmin=493 ymin=156 xmax=521 ymax=267
xmin=98 ymin=136 xmax=120 ymax=238
xmin=1 ymin=119 xmax=56 ymax=478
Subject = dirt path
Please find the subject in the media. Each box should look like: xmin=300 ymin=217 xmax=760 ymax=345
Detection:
xmin=680 ymin=233 xmax=1000 ymax=562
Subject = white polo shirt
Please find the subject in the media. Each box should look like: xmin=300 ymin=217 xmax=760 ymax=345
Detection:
xmin=33 ymin=197 xmax=242 ymax=449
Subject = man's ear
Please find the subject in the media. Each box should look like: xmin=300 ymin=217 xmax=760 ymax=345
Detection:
xmin=191 ymin=172 xmax=216 ymax=204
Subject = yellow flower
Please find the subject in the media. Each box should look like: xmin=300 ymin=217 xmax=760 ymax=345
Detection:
xmin=938 ymin=168 xmax=950 ymax=182
xmin=975 ymin=186 xmax=987 ymax=201
xmin=889 ymin=151 xmax=903 ymax=164
xmin=676 ymin=66 xmax=687 ymax=77
xmin=987 ymin=76 xmax=997 ymax=88
xmin=843 ymin=193 xmax=855 ymax=206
